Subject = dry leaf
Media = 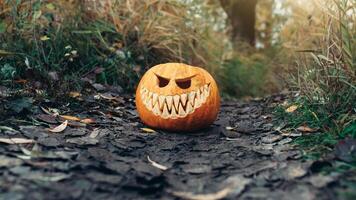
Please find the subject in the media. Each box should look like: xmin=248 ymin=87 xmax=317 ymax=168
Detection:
xmin=48 ymin=120 xmax=68 ymax=133
xmin=40 ymin=106 xmax=60 ymax=116
xmin=225 ymin=126 xmax=234 ymax=131
xmin=69 ymin=91 xmax=81 ymax=98
xmin=99 ymin=93 xmax=117 ymax=100
xmin=80 ymin=118 xmax=95 ymax=124
xmin=147 ymin=156 xmax=168 ymax=170
xmin=0 ymin=138 xmax=35 ymax=144
xmin=172 ymin=188 xmax=232 ymax=200
xmin=14 ymin=79 xmax=28 ymax=84
xmin=296 ymin=125 xmax=317 ymax=133
xmin=60 ymin=115 xmax=81 ymax=121
xmin=89 ymin=128 xmax=100 ymax=138
xmin=40 ymin=106 xmax=53 ymax=115
xmin=173 ymin=175 xmax=250 ymax=200
xmin=285 ymin=105 xmax=298 ymax=113
xmin=141 ymin=127 xmax=156 ymax=133
xmin=40 ymin=35 xmax=50 ymax=41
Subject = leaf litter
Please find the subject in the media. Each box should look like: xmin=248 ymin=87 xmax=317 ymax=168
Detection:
xmin=47 ymin=120 xmax=68 ymax=133
xmin=0 ymin=91 xmax=348 ymax=199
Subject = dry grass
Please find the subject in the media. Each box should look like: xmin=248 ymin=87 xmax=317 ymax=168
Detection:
xmin=289 ymin=0 xmax=355 ymax=108
xmin=0 ymin=0 xmax=227 ymax=92
xmin=275 ymin=0 xmax=356 ymax=158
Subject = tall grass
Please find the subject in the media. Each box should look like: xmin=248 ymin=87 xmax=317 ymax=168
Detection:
xmin=0 ymin=0 xmax=227 ymax=94
xmin=277 ymin=0 xmax=356 ymax=156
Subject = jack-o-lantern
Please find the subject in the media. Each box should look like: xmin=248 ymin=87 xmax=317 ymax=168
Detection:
xmin=135 ymin=63 xmax=220 ymax=131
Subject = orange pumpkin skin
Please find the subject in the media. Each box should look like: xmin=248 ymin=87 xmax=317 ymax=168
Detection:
xmin=135 ymin=63 xmax=220 ymax=132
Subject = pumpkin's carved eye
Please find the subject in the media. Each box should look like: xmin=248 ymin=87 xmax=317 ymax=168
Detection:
xmin=176 ymin=79 xmax=191 ymax=89
xmin=156 ymin=75 xmax=170 ymax=87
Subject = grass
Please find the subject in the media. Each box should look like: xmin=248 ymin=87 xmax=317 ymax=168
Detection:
xmin=274 ymin=0 xmax=356 ymax=160
xmin=0 ymin=0 xmax=285 ymax=98
xmin=275 ymin=96 xmax=355 ymax=159
xmin=0 ymin=0 xmax=228 ymax=96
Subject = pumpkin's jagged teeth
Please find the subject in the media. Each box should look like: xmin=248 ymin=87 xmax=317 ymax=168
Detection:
xmin=141 ymin=89 xmax=147 ymax=100
xmin=204 ymin=84 xmax=209 ymax=92
xmin=148 ymin=91 xmax=153 ymax=100
xmin=180 ymin=93 xmax=188 ymax=108
xmin=140 ymin=87 xmax=147 ymax=95
xmin=186 ymin=101 xmax=194 ymax=114
xmin=204 ymin=85 xmax=210 ymax=99
xmin=146 ymin=98 xmax=153 ymax=110
xmin=173 ymin=95 xmax=180 ymax=110
xmin=195 ymin=90 xmax=201 ymax=107
xmin=194 ymin=95 xmax=202 ymax=109
xmin=158 ymin=95 xmax=165 ymax=110
xmin=188 ymin=91 xmax=196 ymax=106
xmin=162 ymin=104 xmax=170 ymax=119
xmin=170 ymin=105 xmax=178 ymax=119
xmin=152 ymin=93 xmax=158 ymax=106
xmin=178 ymin=103 xmax=186 ymax=117
xmin=143 ymin=94 xmax=149 ymax=105
xmin=200 ymin=86 xmax=204 ymax=95
xmin=152 ymin=102 xmax=160 ymax=115
xmin=141 ymin=83 xmax=211 ymax=118
xmin=166 ymin=96 xmax=173 ymax=111
xmin=200 ymin=87 xmax=206 ymax=101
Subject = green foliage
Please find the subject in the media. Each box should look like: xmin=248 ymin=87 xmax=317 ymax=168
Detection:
xmin=220 ymin=53 xmax=271 ymax=98
xmin=274 ymin=96 xmax=355 ymax=158
xmin=0 ymin=64 xmax=16 ymax=79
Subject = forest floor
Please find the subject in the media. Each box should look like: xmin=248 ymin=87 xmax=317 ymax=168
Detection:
xmin=0 ymin=86 xmax=354 ymax=200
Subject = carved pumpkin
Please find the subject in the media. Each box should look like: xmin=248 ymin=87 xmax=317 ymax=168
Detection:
xmin=135 ymin=63 xmax=220 ymax=131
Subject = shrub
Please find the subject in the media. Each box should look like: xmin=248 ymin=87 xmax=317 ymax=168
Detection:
xmin=220 ymin=52 xmax=273 ymax=98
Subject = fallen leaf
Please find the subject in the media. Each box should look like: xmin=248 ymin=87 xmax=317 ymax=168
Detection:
xmin=40 ymin=35 xmax=50 ymax=41
xmin=80 ymin=118 xmax=95 ymax=124
xmin=48 ymin=120 xmax=68 ymax=133
xmin=284 ymin=163 xmax=307 ymax=180
xmin=285 ymin=105 xmax=298 ymax=113
xmin=225 ymin=126 xmax=235 ymax=131
xmin=172 ymin=188 xmax=232 ymax=200
xmin=66 ymin=137 xmax=98 ymax=146
xmin=99 ymin=93 xmax=117 ymax=100
xmin=0 ymin=126 xmax=18 ymax=132
xmin=141 ymin=127 xmax=156 ymax=133
xmin=60 ymin=115 xmax=81 ymax=121
xmin=296 ymin=125 xmax=317 ymax=133
xmin=0 ymin=138 xmax=35 ymax=144
xmin=89 ymin=128 xmax=100 ymax=138
xmin=67 ymin=121 xmax=87 ymax=127
xmin=40 ymin=106 xmax=60 ymax=116
xmin=147 ymin=156 xmax=168 ymax=170
xmin=40 ymin=106 xmax=53 ymax=115
xmin=0 ymin=49 xmax=15 ymax=55
xmin=14 ymin=79 xmax=28 ymax=84
xmin=69 ymin=91 xmax=81 ymax=98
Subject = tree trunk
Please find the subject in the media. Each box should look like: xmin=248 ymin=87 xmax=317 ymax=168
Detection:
xmin=220 ymin=0 xmax=257 ymax=46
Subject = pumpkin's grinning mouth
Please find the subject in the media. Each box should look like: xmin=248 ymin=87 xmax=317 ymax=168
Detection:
xmin=140 ymin=83 xmax=211 ymax=119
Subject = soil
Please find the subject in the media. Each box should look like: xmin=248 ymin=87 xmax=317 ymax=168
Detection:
xmin=0 ymin=90 xmax=349 ymax=200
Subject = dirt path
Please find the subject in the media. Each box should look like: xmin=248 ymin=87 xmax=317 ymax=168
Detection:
xmin=0 ymin=93 xmax=341 ymax=199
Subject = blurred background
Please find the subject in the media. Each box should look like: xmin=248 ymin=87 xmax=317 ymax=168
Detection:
xmin=0 ymin=0 xmax=355 ymax=100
